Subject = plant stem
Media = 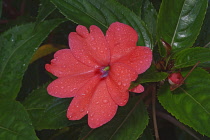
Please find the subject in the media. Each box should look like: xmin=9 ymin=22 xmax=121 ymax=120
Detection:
xmin=152 ymin=83 xmax=160 ymax=140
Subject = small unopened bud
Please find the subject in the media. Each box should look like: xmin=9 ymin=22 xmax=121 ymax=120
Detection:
xmin=168 ymin=72 xmax=184 ymax=85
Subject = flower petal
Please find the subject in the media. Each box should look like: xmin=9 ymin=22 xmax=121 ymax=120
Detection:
xmin=88 ymin=80 xmax=118 ymax=128
xmin=129 ymin=84 xmax=144 ymax=93
xmin=109 ymin=63 xmax=138 ymax=91
xmin=117 ymin=46 xmax=152 ymax=74
xmin=69 ymin=25 xmax=110 ymax=67
xmin=67 ymin=76 xmax=100 ymax=120
xmin=106 ymin=63 xmax=138 ymax=106
xmin=47 ymin=72 xmax=96 ymax=98
xmin=45 ymin=49 xmax=94 ymax=77
xmin=106 ymin=22 xmax=138 ymax=62
xmin=106 ymin=77 xmax=129 ymax=106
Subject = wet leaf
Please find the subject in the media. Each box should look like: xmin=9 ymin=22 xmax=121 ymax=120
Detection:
xmin=0 ymin=19 xmax=64 ymax=99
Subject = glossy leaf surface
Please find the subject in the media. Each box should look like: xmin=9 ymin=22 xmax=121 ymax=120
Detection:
xmin=158 ymin=68 xmax=210 ymax=137
xmin=157 ymin=0 xmax=208 ymax=54
xmin=51 ymin=0 xmax=153 ymax=48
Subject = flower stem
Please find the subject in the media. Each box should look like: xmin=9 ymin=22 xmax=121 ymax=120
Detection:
xmin=152 ymin=83 xmax=160 ymax=140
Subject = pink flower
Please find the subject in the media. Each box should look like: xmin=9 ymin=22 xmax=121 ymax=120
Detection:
xmin=45 ymin=22 xmax=152 ymax=128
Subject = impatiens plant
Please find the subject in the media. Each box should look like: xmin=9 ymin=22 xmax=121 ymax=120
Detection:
xmin=1 ymin=0 xmax=210 ymax=140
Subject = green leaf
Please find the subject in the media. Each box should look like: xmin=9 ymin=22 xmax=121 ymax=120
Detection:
xmin=173 ymin=47 xmax=210 ymax=68
xmin=22 ymin=85 xmax=84 ymax=130
xmin=116 ymin=0 xmax=144 ymax=16
xmin=50 ymin=0 xmax=153 ymax=48
xmin=79 ymin=96 xmax=149 ymax=140
xmin=36 ymin=0 xmax=56 ymax=24
xmin=138 ymin=126 xmax=154 ymax=140
xmin=0 ymin=19 xmax=64 ymax=99
xmin=195 ymin=1 xmax=210 ymax=47
xmin=158 ymin=68 xmax=210 ymax=137
xmin=157 ymin=0 xmax=208 ymax=54
xmin=0 ymin=99 xmax=38 ymax=140
xmin=141 ymin=0 xmax=157 ymax=42
xmin=131 ymin=65 xmax=168 ymax=88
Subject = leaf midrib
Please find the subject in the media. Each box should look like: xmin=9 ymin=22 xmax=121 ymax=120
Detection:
xmin=181 ymin=87 xmax=210 ymax=116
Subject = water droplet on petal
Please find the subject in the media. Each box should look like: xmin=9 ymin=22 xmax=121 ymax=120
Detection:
xmin=118 ymin=82 xmax=121 ymax=85
xmin=103 ymin=100 xmax=108 ymax=103
xmin=96 ymin=101 xmax=99 ymax=104
xmin=90 ymin=113 xmax=94 ymax=117
xmin=80 ymin=109 xmax=84 ymax=112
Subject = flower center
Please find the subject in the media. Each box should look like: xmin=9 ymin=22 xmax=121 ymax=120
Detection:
xmin=100 ymin=66 xmax=110 ymax=78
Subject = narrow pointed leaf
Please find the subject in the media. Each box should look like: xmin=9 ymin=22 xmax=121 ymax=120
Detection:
xmin=157 ymin=0 xmax=208 ymax=54
xmin=79 ymin=96 xmax=149 ymax=140
xmin=0 ymin=19 xmax=64 ymax=99
xmin=50 ymin=0 xmax=152 ymax=48
xmin=158 ymin=68 xmax=210 ymax=137
xmin=173 ymin=47 xmax=210 ymax=68
xmin=23 ymin=85 xmax=84 ymax=130
xmin=30 ymin=44 xmax=66 ymax=63
xmin=0 ymin=99 xmax=38 ymax=140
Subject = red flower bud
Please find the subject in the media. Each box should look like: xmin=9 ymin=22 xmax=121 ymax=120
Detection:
xmin=168 ymin=72 xmax=184 ymax=85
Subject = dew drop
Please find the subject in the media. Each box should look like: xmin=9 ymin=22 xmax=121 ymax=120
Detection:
xmin=80 ymin=109 xmax=84 ymax=112
xmin=103 ymin=100 xmax=108 ymax=103
xmin=96 ymin=101 xmax=99 ymax=104
xmin=118 ymin=82 xmax=122 ymax=85
xmin=140 ymin=61 xmax=143 ymax=63
xmin=123 ymin=83 xmax=127 ymax=86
